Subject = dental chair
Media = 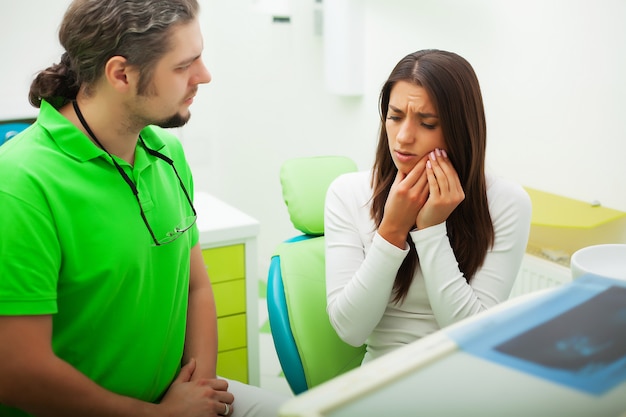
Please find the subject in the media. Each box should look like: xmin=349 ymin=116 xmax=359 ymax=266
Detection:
xmin=266 ymin=155 xmax=366 ymax=395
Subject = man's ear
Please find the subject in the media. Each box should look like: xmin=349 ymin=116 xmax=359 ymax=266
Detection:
xmin=104 ymin=56 xmax=137 ymax=93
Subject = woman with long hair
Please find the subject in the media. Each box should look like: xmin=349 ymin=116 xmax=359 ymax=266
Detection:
xmin=325 ymin=49 xmax=532 ymax=363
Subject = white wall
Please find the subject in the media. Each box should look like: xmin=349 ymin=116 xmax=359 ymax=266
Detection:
xmin=1 ymin=1 xmax=70 ymax=119
xmin=2 ymin=0 xmax=625 ymax=280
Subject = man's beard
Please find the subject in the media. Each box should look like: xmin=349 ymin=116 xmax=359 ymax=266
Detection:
xmin=155 ymin=111 xmax=191 ymax=129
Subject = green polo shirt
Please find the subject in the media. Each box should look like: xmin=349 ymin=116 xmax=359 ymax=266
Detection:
xmin=0 ymin=100 xmax=199 ymax=415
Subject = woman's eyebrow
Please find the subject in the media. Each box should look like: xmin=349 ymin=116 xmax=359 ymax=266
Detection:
xmin=389 ymin=105 xmax=438 ymax=119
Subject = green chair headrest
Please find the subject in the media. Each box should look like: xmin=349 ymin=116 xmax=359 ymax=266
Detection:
xmin=280 ymin=156 xmax=358 ymax=236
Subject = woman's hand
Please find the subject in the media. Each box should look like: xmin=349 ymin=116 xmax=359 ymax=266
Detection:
xmin=379 ymin=156 xmax=430 ymax=248
xmin=417 ymin=149 xmax=464 ymax=229
xmin=379 ymin=148 xmax=463 ymax=247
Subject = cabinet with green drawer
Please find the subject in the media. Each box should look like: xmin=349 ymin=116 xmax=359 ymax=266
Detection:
xmin=202 ymin=244 xmax=248 ymax=383
xmin=195 ymin=191 xmax=260 ymax=386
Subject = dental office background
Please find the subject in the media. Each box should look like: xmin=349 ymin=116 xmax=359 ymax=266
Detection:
xmin=2 ymin=0 xmax=625 ymax=278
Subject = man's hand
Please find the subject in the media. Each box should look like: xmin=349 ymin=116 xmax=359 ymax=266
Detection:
xmin=159 ymin=358 xmax=234 ymax=417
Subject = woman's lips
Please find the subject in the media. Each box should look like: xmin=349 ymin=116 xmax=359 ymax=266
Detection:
xmin=395 ymin=150 xmax=417 ymax=163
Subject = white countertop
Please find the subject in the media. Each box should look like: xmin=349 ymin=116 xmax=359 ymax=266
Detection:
xmin=194 ymin=191 xmax=260 ymax=246
xmin=280 ymin=277 xmax=626 ymax=417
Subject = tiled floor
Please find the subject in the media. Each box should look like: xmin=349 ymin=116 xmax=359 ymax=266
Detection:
xmin=257 ymin=279 xmax=295 ymax=397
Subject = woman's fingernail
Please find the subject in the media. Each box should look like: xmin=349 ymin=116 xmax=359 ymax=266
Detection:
xmin=441 ymin=149 xmax=448 ymax=158
xmin=430 ymin=151 xmax=436 ymax=160
xmin=435 ymin=148 xmax=442 ymax=157
xmin=426 ymin=160 xmax=432 ymax=169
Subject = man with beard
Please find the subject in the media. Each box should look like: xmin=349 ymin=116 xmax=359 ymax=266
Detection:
xmin=0 ymin=1 xmax=289 ymax=416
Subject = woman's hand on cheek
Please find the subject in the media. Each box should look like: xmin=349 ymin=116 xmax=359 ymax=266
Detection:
xmin=379 ymin=158 xmax=430 ymax=248
xmin=416 ymin=148 xmax=464 ymax=229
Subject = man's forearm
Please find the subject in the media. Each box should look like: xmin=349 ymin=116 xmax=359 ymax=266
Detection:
xmin=1 ymin=354 xmax=159 ymax=417
xmin=184 ymin=285 xmax=219 ymax=379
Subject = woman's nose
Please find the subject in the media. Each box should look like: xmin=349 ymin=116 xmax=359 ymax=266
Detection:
xmin=396 ymin=120 xmax=416 ymax=145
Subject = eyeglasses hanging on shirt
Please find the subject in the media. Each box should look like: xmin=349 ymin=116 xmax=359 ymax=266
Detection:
xmin=72 ymin=100 xmax=197 ymax=246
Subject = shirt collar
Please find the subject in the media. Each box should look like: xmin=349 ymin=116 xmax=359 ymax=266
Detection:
xmin=38 ymin=99 xmax=167 ymax=163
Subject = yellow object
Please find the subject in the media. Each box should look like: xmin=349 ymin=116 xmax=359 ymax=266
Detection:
xmin=194 ymin=191 xmax=260 ymax=385
xmin=524 ymin=187 xmax=626 ymax=259
xmin=217 ymin=348 xmax=248 ymax=383
xmin=525 ymin=187 xmax=625 ymax=228
xmin=203 ymin=244 xmax=250 ymax=383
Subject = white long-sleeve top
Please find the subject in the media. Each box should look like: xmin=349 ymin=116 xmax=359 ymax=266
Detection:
xmin=325 ymin=170 xmax=532 ymax=363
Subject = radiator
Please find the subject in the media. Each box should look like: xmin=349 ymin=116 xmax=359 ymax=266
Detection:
xmin=509 ymin=252 xmax=572 ymax=299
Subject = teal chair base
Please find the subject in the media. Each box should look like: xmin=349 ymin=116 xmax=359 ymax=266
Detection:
xmin=267 ymin=244 xmax=308 ymax=394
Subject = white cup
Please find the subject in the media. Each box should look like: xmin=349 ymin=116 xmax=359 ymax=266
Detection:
xmin=570 ymin=244 xmax=626 ymax=280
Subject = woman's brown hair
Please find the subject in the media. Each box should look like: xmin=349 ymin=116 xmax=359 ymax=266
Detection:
xmin=371 ymin=49 xmax=494 ymax=303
